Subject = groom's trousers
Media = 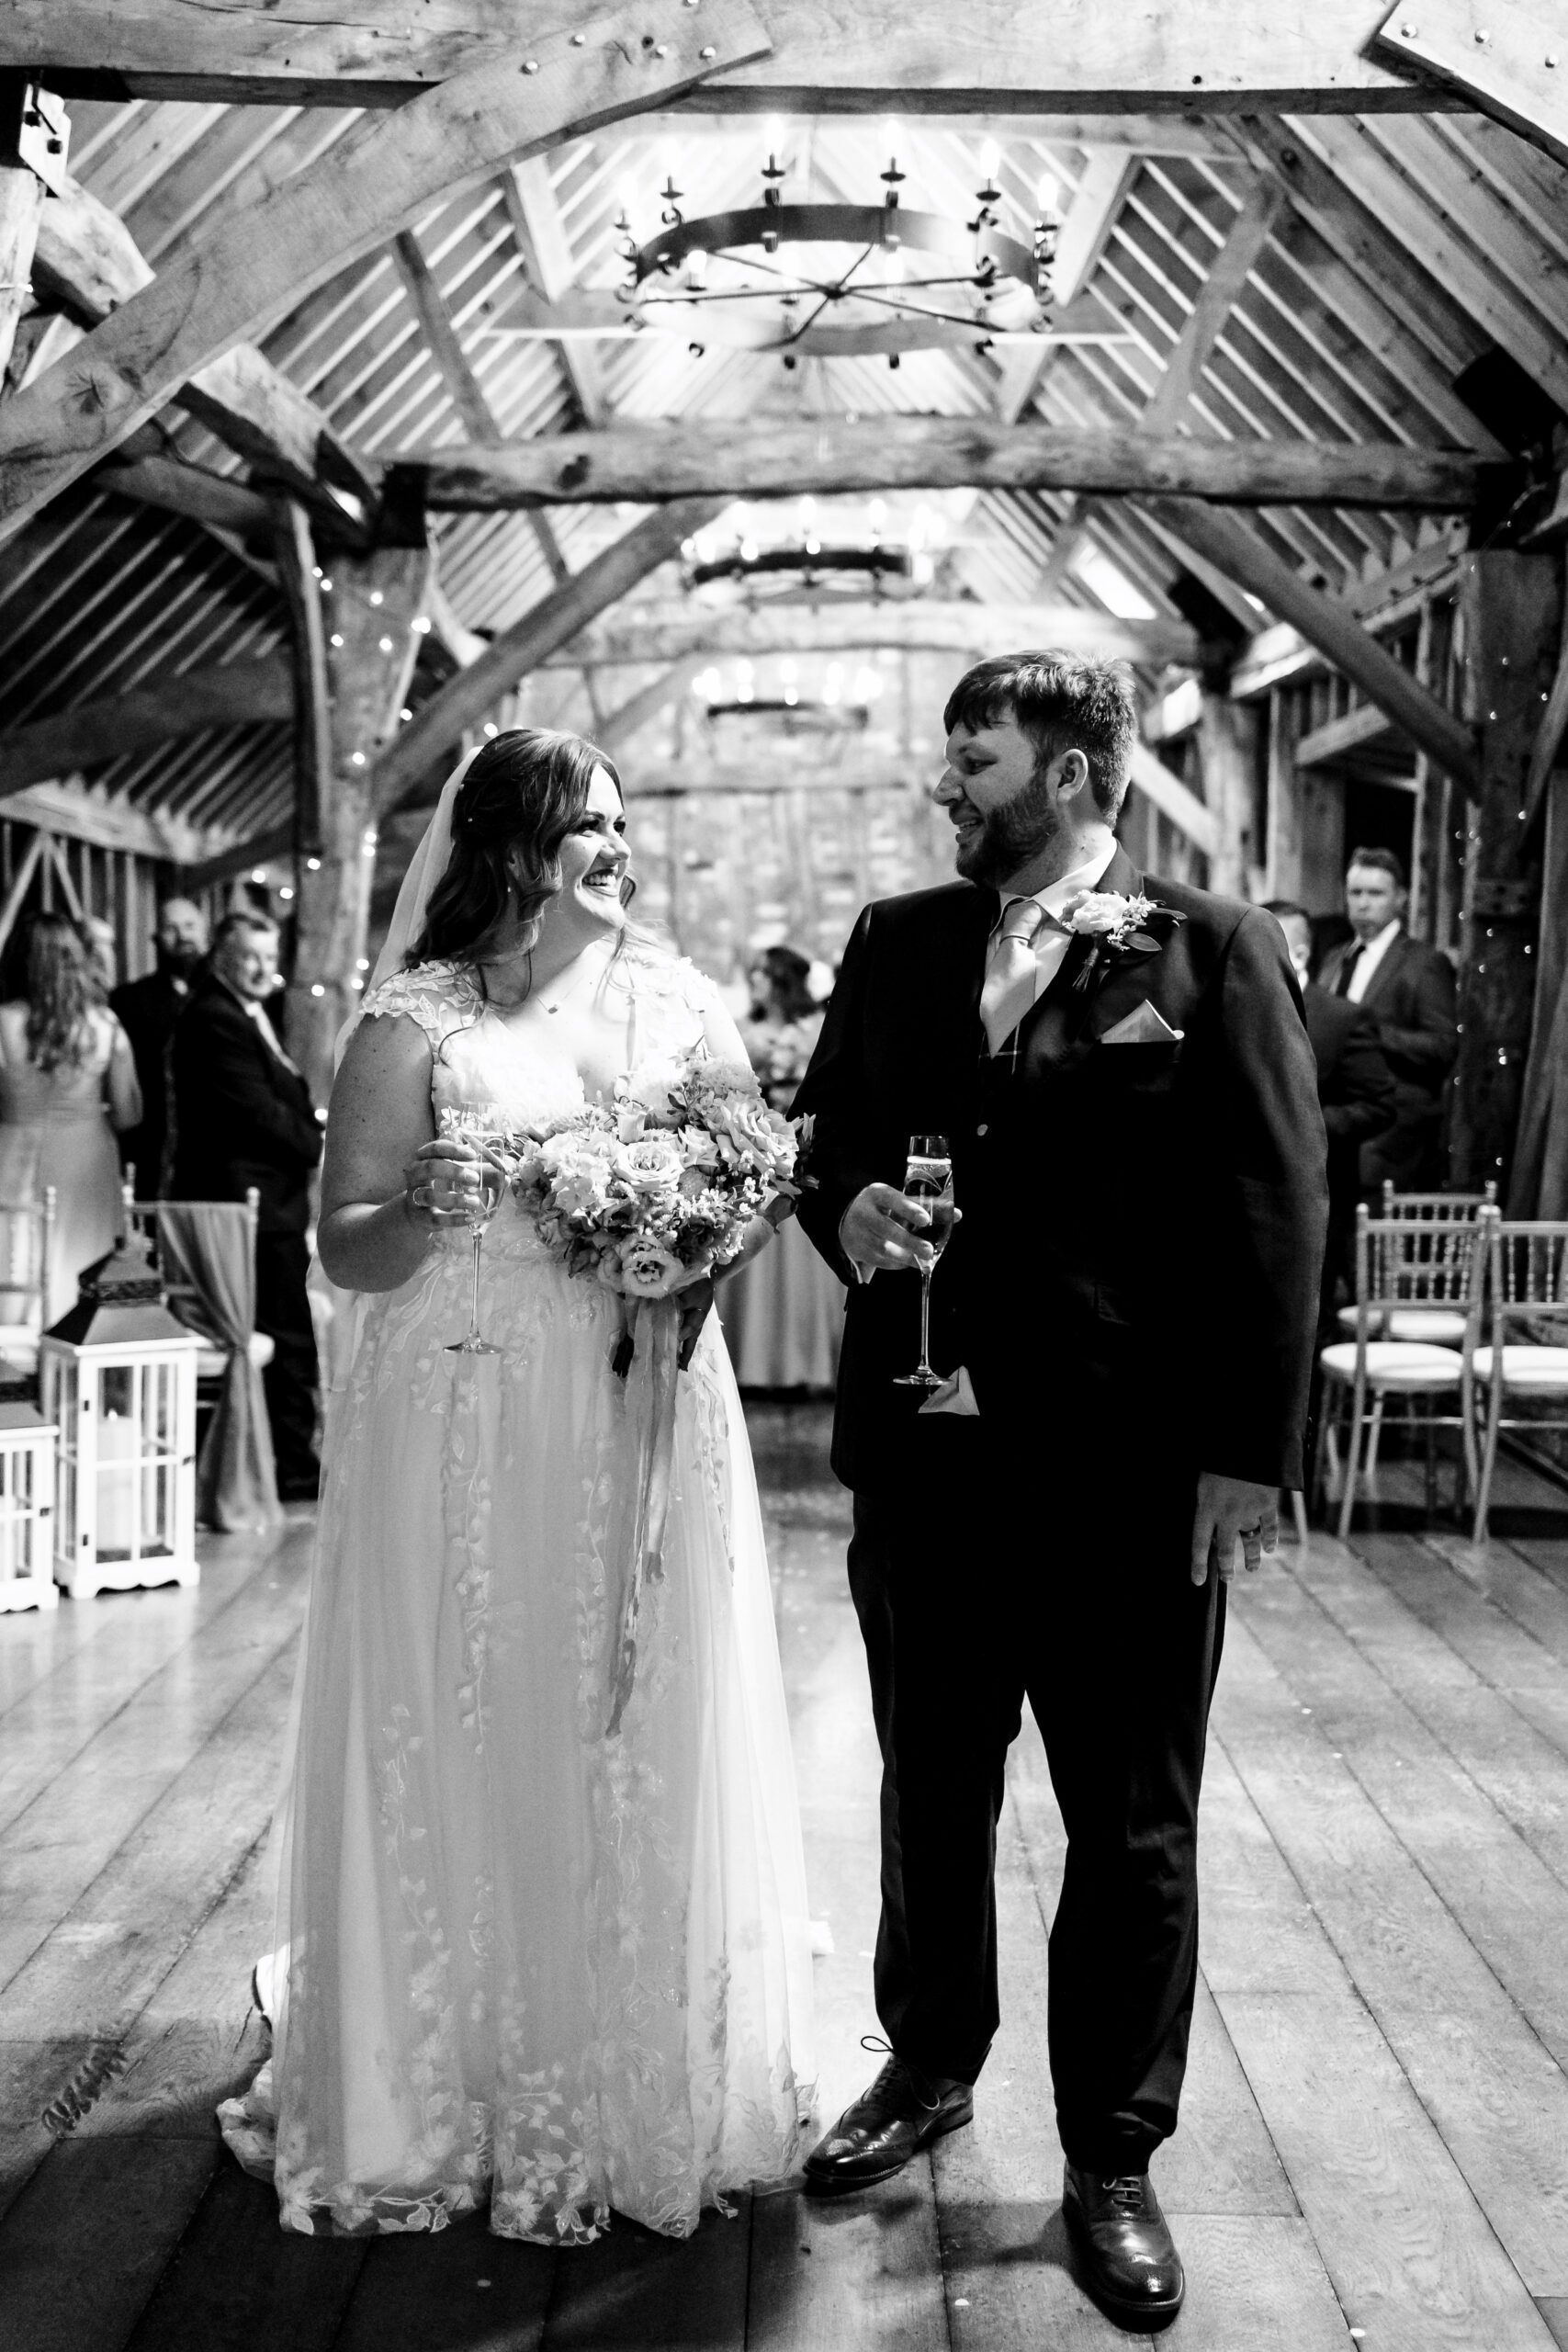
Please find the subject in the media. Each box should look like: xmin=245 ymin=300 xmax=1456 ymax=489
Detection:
xmin=847 ymin=1453 xmax=1226 ymax=2177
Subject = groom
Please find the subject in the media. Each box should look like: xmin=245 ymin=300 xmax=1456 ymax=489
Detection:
xmin=791 ymin=653 xmax=1325 ymax=2329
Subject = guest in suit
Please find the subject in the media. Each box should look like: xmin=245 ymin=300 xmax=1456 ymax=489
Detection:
xmin=792 ymin=653 xmax=1327 ymax=2330
xmin=1265 ymin=900 xmax=1396 ymax=1328
xmin=111 ymin=895 xmax=209 ymax=1198
xmin=171 ymin=910 xmax=322 ymax=1499
xmin=1315 ymin=848 xmax=1457 ymax=1193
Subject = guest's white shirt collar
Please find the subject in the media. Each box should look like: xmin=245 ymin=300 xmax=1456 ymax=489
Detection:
xmin=1345 ymin=917 xmax=1402 ymax=1002
xmin=990 ymin=840 xmax=1119 ymax=935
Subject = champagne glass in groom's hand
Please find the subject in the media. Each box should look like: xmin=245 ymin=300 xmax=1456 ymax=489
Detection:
xmin=892 ymin=1135 xmax=954 ymax=1391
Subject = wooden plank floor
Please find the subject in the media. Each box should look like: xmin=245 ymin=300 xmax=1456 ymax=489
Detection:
xmin=3 ymin=1410 xmax=1568 ymax=2349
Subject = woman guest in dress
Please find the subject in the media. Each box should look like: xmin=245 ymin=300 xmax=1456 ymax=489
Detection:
xmin=721 ymin=944 xmax=846 ymax=1391
xmin=220 ymin=729 xmax=814 ymax=2243
xmin=0 ymin=911 xmax=141 ymax=1324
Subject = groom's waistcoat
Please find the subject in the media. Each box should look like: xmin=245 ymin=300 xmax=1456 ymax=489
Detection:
xmin=792 ymin=852 xmax=1328 ymax=1498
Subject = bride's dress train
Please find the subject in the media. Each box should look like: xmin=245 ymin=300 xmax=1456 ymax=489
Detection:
xmin=220 ymin=953 xmax=816 ymax=2241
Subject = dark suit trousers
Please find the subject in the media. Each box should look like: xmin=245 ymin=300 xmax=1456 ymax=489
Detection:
xmin=255 ymin=1233 xmax=320 ymax=1489
xmin=848 ymin=1461 xmax=1225 ymax=2174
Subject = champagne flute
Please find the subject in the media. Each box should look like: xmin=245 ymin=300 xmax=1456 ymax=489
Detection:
xmin=892 ymin=1133 xmax=954 ymax=1391
xmin=441 ymin=1111 xmax=514 ymax=1357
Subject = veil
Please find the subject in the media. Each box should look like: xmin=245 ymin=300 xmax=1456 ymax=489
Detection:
xmin=334 ymin=745 xmax=479 ymax=1069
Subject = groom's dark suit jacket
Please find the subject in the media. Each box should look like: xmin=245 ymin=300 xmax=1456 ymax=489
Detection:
xmin=793 ymin=847 xmax=1328 ymax=1497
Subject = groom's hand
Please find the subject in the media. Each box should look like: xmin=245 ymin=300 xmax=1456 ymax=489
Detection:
xmin=840 ymin=1183 xmax=956 ymax=1281
xmin=1190 ymin=1472 xmax=1279 ymax=1588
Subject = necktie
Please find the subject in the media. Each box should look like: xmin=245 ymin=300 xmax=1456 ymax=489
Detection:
xmin=1335 ymin=944 xmax=1363 ymax=999
xmin=981 ymin=897 xmax=1046 ymax=1055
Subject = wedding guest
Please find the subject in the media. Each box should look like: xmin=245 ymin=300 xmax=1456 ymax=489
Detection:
xmin=794 ymin=652 xmax=1326 ymax=2330
xmin=111 ymin=894 xmax=209 ymax=1198
xmin=1315 ymin=848 xmax=1456 ymax=1193
xmin=1265 ymin=899 xmax=1396 ymax=1329
xmin=170 ymin=910 xmax=322 ymax=1500
xmin=725 ymin=943 xmax=845 ymax=1390
xmin=83 ymin=914 xmax=119 ymax=1000
xmin=0 ymin=911 xmax=141 ymax=1324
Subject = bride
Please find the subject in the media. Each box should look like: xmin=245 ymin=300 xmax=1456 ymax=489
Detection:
xmin=221 ymin=729 xmax=816 ymax=2242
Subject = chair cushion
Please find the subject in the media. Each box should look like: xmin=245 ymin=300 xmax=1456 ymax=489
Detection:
xmin=1471 ymin=1346 xmax=1568 ymax=1392
xmin=1319 ymin=1340 xmax=1464 ymax=1390
xmin=195 ymin=1331 xmax=276 ymax=1381
xmin=1336 ymin=1305 xmax=1470 ymax=1347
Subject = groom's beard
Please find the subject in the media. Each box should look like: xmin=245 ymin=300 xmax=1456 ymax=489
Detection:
xmin=954 ymin=769 xmax=1065 ymax=888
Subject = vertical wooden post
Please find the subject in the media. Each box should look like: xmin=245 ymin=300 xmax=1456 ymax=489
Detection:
xmin=1447 ymin=550 xmax=1563 ymax=1195
xmin=1196 ymin=692 xmax=1257 ymax=899
xmin=281 ymin=526 xmax=435 ymax=1104
xmin=1264 ymin=685 xmax=1303 ymax=900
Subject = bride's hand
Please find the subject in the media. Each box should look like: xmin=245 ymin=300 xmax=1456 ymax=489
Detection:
xmin=401 ymin=1137 xmax=486 ymax=1227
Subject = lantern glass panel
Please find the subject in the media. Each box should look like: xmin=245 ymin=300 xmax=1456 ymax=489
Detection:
xmin=0 ymin=1444 xmax=34 ymax=1579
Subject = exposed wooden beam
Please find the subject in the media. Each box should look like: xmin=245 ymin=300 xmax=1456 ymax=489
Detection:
xmin=371 ymin=497 xmax=728 ymax=815
xmin=0 ymin=656 xmax=292 ymax=792
xmin=1140 ymin=495 xmax=1480 ymax=789
xmin=1279 ymin=115 xmax=1568 ymax=410
xmin=271 ymin=501 xmax=333 ymax=863
xmin=389 ymin=220 xmax=576 ymax=584
xmin=33 ymin=173 xmax=377 ymax=526
xmin=96 ymin=452 xmax=273 ymax=540
xmin=596 ymin=658 xmax=705 ymax=753
xmin=502 ymin=160 xmax=607 ymax=427
xmin=3 ymin=3 xmax=1450 ymax=111
xmin=179 ymin=820 xmax=294 ymax=893
xmin=1127 ymin=743 xmax=1220 ymax=857
xmin=1145 ymin=182 xmax=1287 ymax=427
xmin=550 ymin=599 xmax=1206 ymax=668
xmin=1293 ymin=698 xmax=1395 ymax=771
xmin=0 ymin=778 xmax=229 ymax=864
xmin=1377 ymin=0 xmax=1568 ymax=172
xmin=0 ymin=4 xmax=769 ymax=542
xmin=408 ymin=421 xmax=1500 ymax=512
xmin=1040 ymin=178 xmax=1287 ymax=606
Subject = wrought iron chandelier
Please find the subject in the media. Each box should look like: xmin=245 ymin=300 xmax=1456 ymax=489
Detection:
xmin=617 ymin=140 xmax=1059 ymax=365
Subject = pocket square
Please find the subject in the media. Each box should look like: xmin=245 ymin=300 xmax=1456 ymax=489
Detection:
xmin=918 ymin=1364 xmax=981 ymax=1418
xmin=1100 ymin=1002 xmax=1183 ymax=1046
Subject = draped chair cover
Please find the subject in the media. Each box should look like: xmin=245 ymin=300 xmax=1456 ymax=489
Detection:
xmin=156 ymin=1201 xmax=280 ymax=1532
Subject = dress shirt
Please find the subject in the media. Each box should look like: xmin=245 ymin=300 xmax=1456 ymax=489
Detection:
xmin=985 ymin=839 xmax=1120 ymax=1012
xmin=1341 ymin=918 xmax=1402 ymax=1004
xmin=214 ymin=974 xmax=301 ymax=1075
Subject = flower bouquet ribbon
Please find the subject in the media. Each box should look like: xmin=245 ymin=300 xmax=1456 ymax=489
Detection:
xmin=512 ymin=1046 xmax=801 ymax=1736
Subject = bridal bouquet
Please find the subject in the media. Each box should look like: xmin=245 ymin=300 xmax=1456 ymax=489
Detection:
xmin=513 ymin=1046 xmax=800 ymax=1304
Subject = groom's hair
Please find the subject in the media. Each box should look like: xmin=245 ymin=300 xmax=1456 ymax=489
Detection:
xmin=943 ymin=652 xmax=1137 ymax=821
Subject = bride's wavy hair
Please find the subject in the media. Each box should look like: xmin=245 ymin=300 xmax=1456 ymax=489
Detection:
xmin=407 ymin=728 xmax=627 ymax=968
xmin=20 ymin=911 xmax=93 ymax=1073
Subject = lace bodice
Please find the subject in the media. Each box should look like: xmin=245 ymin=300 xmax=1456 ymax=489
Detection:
xmin=360 ymin=949 xmax=722 ymax=1134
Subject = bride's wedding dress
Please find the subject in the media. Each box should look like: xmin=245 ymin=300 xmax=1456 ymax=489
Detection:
xmin=220 ymin=948 xmax=816 ymax=2241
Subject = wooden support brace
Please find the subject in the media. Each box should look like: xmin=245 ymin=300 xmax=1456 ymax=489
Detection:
xmin=371 ymin=498 xmax=728 ymax=816
xmin=0 ymin=2 xmax=1449 ymax=112
xmin=0 ymin=2 xmax=769 ymax=540
xmin=1377 ymin=1 xmax=1568 ymax=172
xmin=1139 ymin=496 xmax=1481 ymax=790
xmin=0 ymin=655 xmax=292 ymax=791
xmin=406 ymin=418 xmax=1499 ymax=513
xmin=553 ymin=599 xmax=1205 ymax=671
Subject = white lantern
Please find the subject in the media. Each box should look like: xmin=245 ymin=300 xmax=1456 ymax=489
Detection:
xmin=40 ymin=1233 xmax=200 ymax=1601
xmin=0 ymin=1398 xmax=58 ymax=1613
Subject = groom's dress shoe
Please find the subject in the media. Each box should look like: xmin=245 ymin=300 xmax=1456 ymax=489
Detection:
xmin=1063 ymin=2164 xmax=1185 ymax=2331
xmin=803 ymin=2054 xmax=973 ymax=2193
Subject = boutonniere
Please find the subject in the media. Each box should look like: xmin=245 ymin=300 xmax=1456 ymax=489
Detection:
xmin=1061 ymin=890 xmax=1183 ymax=993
